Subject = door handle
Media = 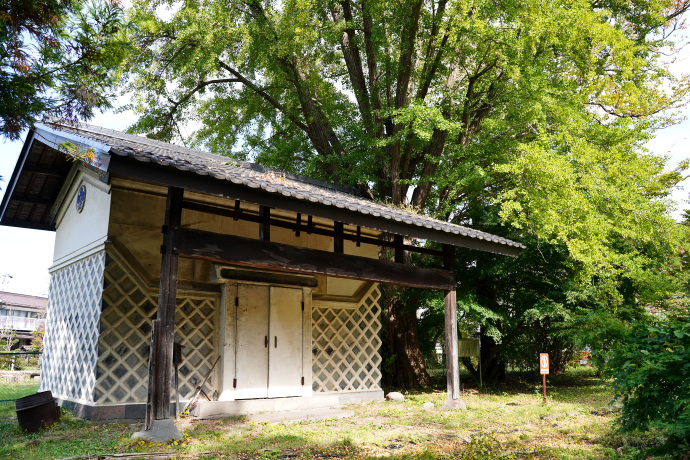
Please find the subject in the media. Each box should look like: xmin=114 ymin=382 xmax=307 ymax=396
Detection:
xmin=274 ymin=336 xmax=277 ymax=348
xmin=264 ymin=336 xmax=268 ymax=348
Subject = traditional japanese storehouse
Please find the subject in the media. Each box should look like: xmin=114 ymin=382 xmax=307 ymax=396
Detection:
xmin=0 ymin=122 xmax=523 ymax=438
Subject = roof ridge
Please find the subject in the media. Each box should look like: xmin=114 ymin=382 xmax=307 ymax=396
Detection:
xmin=53 ymin=121 xmax=361 ymax=197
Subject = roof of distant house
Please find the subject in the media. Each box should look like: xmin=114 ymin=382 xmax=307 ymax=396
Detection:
xmin=0 ymin=291 xmax=47 ymax=310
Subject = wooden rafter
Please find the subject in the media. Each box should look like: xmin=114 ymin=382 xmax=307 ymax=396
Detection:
xmin=181 ymin=200 xmax=444 ymax=256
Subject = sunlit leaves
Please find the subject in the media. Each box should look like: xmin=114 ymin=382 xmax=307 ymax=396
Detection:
xmin=118 ymin=0 xmax=690 ymax=357
xmin=0 ymin=0 xmax=126 ymax=139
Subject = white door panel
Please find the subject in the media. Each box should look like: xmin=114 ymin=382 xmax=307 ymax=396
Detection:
xmin=268 ymin=287 xmax=303 ymax=397
xmin=234 ymin=284 xmax=269 ymax=399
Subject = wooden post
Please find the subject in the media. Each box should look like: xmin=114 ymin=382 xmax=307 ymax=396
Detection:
xmin=145 ymin=186 xmax=183 ymax=427
xmin=145 ymin=320 xmax=160 ymax=430
xmin=259 ymin=206 xmax=271 ymax=241
xmin=394 ymin=235 xmax=404 ymax=263
xmin=443 ymin=244 xmax=459 ymax=400
xmin=173 ymin=342 xmax=183 ymax=420
xmin=334 ymin=222 xmax=344 ymax=254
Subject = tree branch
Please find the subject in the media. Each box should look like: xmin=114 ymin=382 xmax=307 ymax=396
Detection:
xmin=217 ymin=59 xmax=309 ymax=131
xmin=416 ymin=0 xmax=448 ymax=101
xmin=168 ymin=78 xmax=240 ymax=117
xmin=332 ymin=0 xmax=374 ymax=134
xmin=361 ymin=0 xmax=383 ymax=135
xmin=585 ymin=101 xmax=665 ymax=119
xmin=395 ymin=0 xmax=424 ymax=110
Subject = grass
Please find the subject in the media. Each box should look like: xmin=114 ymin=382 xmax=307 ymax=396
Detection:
xmin=0 ymin=382 xmax=40 ymax=406
xmin=0 ymin=368 xmax=671 ymax=459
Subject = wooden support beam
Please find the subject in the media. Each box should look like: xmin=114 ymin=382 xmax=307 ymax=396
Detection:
xmin=22 ymin=165 xmax=65 ymax=178
xmin=173 ymin=228 xmax=455 ymax=290
xmin=334 ymin=221 xmax=344 ymax=253
xmin=259 ymin=206 xmax=271 ymax=241
xmin=233 ymin=199 xmax=241 ymax=221
xmin=219 ymin=268 xmax=318 ymax=287
xmin=394 ymin=235 xmax=404 ymax=263
xmin=13 ymin=196 xmax=54 ymax=206
xmin=145 ymin=319 xmax=159 ymax=430
xmin=443 ymin=244 xmax=459 ymax=400
xmin=145 ymin=186 xmax=183 ymax=428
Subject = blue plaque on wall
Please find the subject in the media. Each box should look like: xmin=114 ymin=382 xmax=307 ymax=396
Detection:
xmin=76 ymin=184 xmax=86 ymax=213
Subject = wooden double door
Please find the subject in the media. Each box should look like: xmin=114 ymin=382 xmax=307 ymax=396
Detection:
xmin=234 ymin=284 xmax=304 ymax=399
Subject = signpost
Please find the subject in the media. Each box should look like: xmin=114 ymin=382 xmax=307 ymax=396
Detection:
xmin=540 ymin=353 xmax=549 ymax=404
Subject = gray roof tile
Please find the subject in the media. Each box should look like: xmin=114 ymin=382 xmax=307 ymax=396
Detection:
xmin=45 ymin=122 xmax=524 ymax=252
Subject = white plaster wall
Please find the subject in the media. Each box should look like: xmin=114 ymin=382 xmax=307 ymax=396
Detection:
xmin=107 ymin=180 xmax=380 ymax=288
xmin=52 ymin=170 xmax=111 ymax=268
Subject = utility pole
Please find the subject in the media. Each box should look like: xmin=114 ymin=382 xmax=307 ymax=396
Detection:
xmin=0 ymin=274 xmax=13 ymax=288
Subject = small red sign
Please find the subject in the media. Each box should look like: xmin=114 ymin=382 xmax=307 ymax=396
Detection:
xmin=540 ymin=353 xmax=549 ymax=374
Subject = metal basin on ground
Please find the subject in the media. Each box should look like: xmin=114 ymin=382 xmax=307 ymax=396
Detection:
xmin=15 ymin=391 xmax=60 ymax=432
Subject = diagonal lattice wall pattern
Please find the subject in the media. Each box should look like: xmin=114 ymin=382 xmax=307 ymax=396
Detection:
xmin=41 ymin=252 xmax=106 ymax=403
xmin=312 ymin=285 xmax=382 ymax=392
xmin=96 ymin=250 xmax=218 ymax=404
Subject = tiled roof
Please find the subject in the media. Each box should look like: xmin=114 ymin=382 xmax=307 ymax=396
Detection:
xmin=0 ymin=291 xmax=47 ymax=310
xmin=42 ymin=122 xmax=525 ymax=254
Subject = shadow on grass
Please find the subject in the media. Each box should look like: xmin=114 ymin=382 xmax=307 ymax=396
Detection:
xmin=592 ymin=427 xmax=674 ymax=460
xmin=0 ymin=367 xmax=630 ymax=460
xmin=0 ymin=411 xmax=127 ymax=460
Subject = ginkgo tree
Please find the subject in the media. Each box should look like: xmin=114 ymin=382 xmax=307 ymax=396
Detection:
xmin=118 ymin=0 xmax=690 ymax=386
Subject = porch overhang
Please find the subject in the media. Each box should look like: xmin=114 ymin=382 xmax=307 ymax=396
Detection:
xmin=105 ymin=154 xmax=521 ymax=257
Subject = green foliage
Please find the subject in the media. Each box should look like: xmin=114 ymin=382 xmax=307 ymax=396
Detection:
xmin=608 ymin=313 xmax=690 ymax=457
xmin=0 ymin=0 xmax=126 ymax=139
xmin=420 ymin=196 xmax=685 ymax=380
xmin=29 ymin=326 xmax=44 ymax=353
xmin=0 ymin=327 xmax=17 ymax=353
xmin=118 ymin=0 xmax=690 ymax=283
xmin=117 ymin=0 xmax=690 ymax=386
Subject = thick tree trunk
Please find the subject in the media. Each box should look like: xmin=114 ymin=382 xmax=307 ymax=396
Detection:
xmin=380 ymin=284 xmax=431 ymax=388
xmin=460 ymin=329 xmax=506 ymax=382
xmin=377 ymin=232 xmax=432 ymax=389
xmin=480 ymin=331 xmax=506 ymax=381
